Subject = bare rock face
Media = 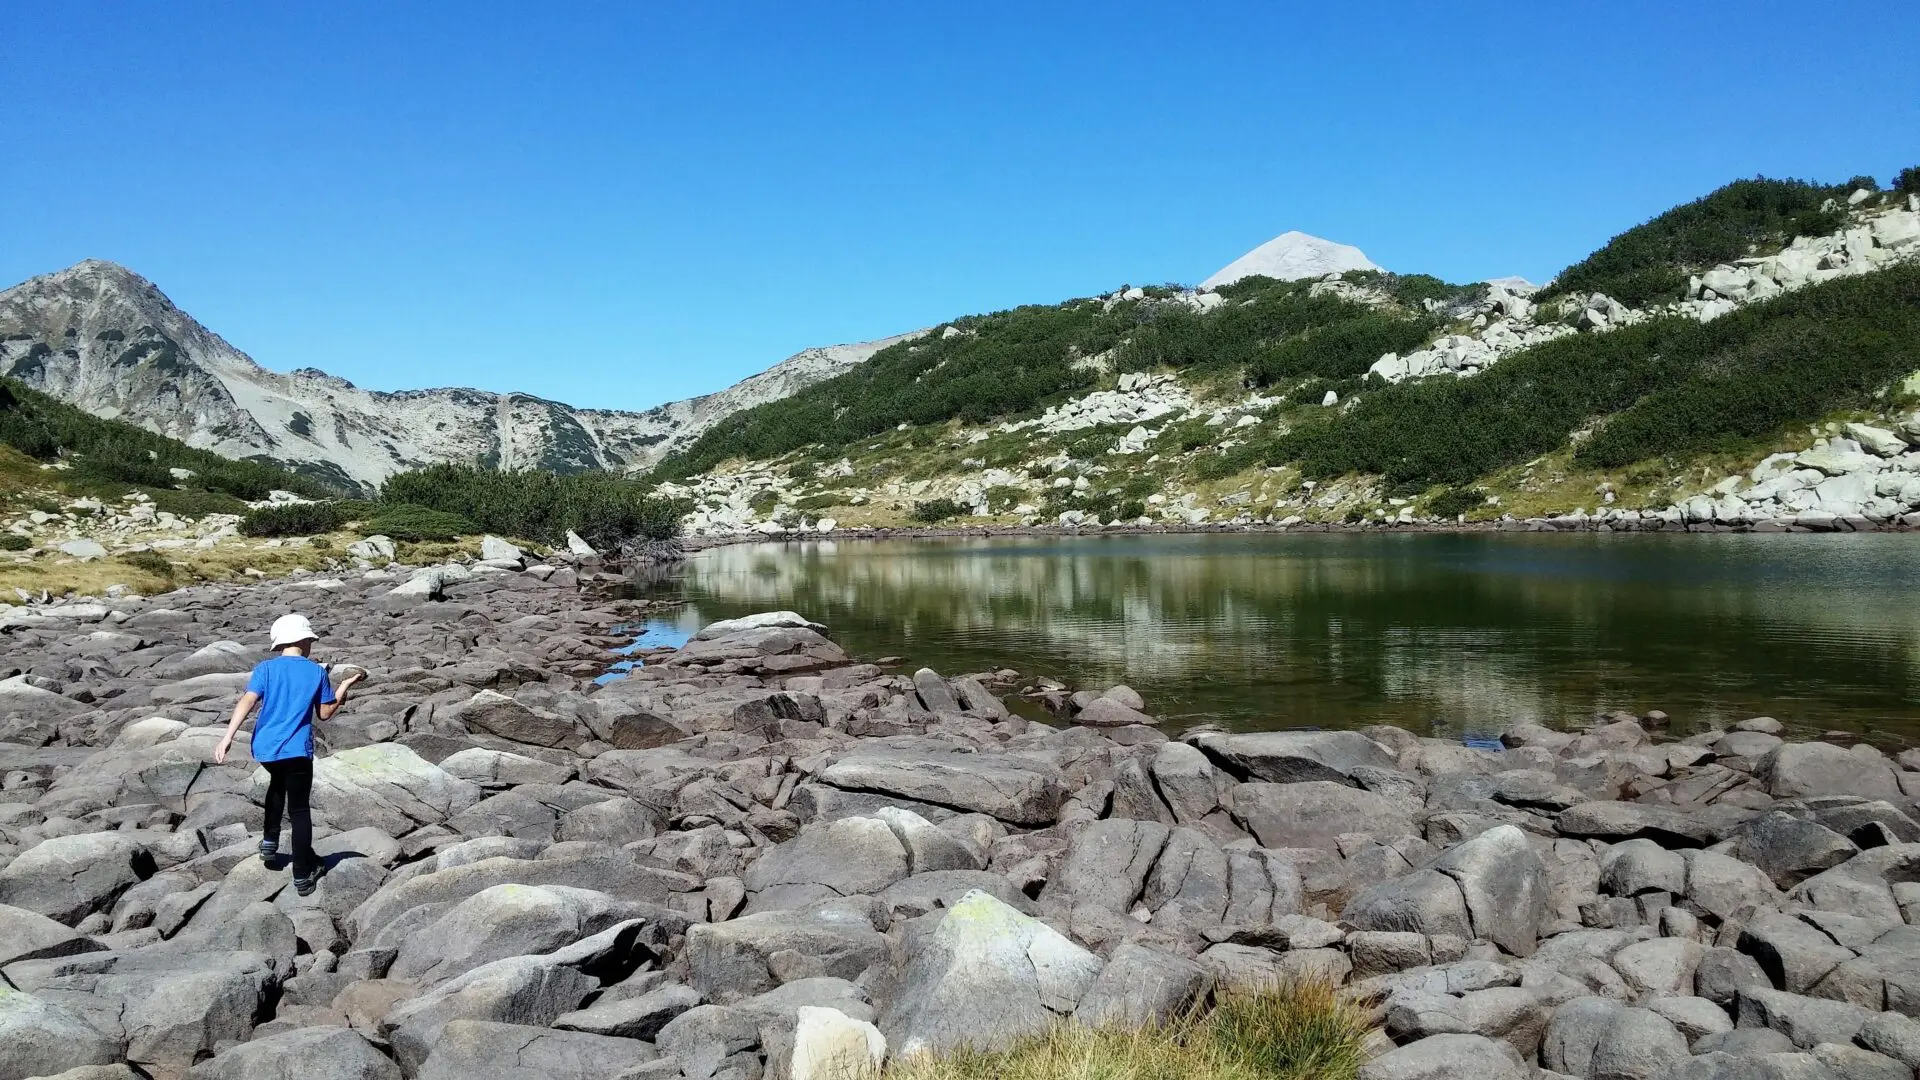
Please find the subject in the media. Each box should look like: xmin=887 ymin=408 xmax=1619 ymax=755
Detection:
xmin=1201 ymin=231 xmax=1382 ymax=290
xmin=0 ymin=260 xmax=921 ymax=488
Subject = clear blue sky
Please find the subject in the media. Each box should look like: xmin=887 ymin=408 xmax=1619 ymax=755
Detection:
xmin=4 ymin=3 xmax=1914 ymax=412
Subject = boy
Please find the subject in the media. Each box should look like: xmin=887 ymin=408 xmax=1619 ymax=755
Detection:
xmin=213 ymin=613 xmax=363 ymax=895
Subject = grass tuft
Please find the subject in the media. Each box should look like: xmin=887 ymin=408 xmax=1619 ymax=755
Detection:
xmin=882 ymin=981 xmax=1372 ymax=1080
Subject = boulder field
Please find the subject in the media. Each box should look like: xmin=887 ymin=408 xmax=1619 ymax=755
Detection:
xmin=5 ymin=560 xmax=1920 ymax=1079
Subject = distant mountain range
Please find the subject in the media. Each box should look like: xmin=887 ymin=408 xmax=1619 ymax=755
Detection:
xmin=0 ymin=260 xmax=919 ymax=492
xmin=0 ymin=230 xmax=1392 ymax=492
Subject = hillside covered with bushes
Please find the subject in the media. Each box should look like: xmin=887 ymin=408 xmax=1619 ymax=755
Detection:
xmin=653 ymin=170 xmax=1920 ymax=534
xmin=0 ymin=375 xmax=335 ymax=516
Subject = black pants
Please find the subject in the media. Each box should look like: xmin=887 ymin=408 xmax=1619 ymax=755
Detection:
xmin=261 ymin=756 xmax=316 ymax=877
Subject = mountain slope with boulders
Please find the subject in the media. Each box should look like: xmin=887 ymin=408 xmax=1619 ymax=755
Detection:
xmin=0 ymin=260 xmax=919 ymax=493
xmin=647 ymin=173 xmax=1920 ymax=537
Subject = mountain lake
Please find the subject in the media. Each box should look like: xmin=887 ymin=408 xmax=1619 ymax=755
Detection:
xmin=623 ymin=531 xmax=1920 ymax=743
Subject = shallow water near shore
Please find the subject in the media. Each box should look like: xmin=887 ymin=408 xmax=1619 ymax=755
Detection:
xmin=625 ymin=531 xmax=1920 ymax=741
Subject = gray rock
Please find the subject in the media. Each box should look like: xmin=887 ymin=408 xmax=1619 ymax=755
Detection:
xmin=1190 ymin=729 xmax=1394 ymax=784
xmin=187 ymin=1026 xmax=400 ymax=1080
xmin=744 ymin=815 xmax=911 ymax=911
xmin=1730 ymin=813 xmax=1861 ymax=889
xmin=878 ymin=870 xmax=1030 ymax=920
xmin=1612 ymin=938 xmax=1707 ymax=999
xmin=1811 ymin=1042 xmax=1908 ymax=1080
xmin=1599 ymin=839 xmax=1687 ymax=897
xmin=308 ymin=744 xmax=482 ymax=836
xmin=1696 ymin=946 xmax=1773 ymax=1006
xmin=417 ymin=1020 xmax=658 ymax=1080
xmin=1357 ymin=1033 xmax=1530 ymax=1080
xmin=388 ymin=883 xmax=668 ymax=986
xmin=454 ymin=689 xmax=581 ymax=750
xmin=1663 ymin=1051 xmax=1834 ymax=1079
xmin=0 ymin=831 xmax=153 ymax=923
xmin=818 ymin=748 xmax=1066 ymax=825
xmin=1345 ymin=869 xmax=1472 ymax=943
xmin=1349 ymin=931 xmax=1434 ymax=979
xmin=655 ymin=1004 xmax=760 ymax=1080
xmin=382 ymin=922 xmax=651 ymax=1073
xmin=1382 ymin=986 xmax=1550 ymax=1057
xmin=1857 ymin=1010 xmax=1920 ymax=1067
xmin=1075 ymin=696 xmax=1157 ymax=727
xmin=1759 ymin=744 xmax=1902 ymax=802
xmin=0 ymin=988 xmax=122 ymax=1080
xmin=439 ymin=748 xmax=575 ymax=787
xmin=1648 ymin=995 xmax=1733 ymax=1041
xmin=1692 ymin=1027 xmax=1796 ymax=1056
xmin=880 ymin=889 xmax=1103 ymax=1057
xmin=1541 ymin=996 xmax=1623 ymax=1077
xmin=1682 ymin=848 xmax=1781 ymax=922
xmin=685 ymin=902 xmax=888 ymax=1002
xmin=0 ymin=901 xmax=105 ymax=965
xmin=1229 ymin=781 xmax=1416 ymax=849
xmin=554 ymin=983 xmax=701 ymax=1040
xmin=1737 ymin=987 xmax=1874 ymax=1049
xmin=1073 ymin=942 xmax=1212 ymax=1028
xmin=1586 ymin=1004 xmax=1689 ymax=1080
xmin=1044 ymin=817 xmax=1170 ymax=913
xmin=911 ymin=668 xmax=962 ymax=714
xmin=1739 ymin=913 xmax=1855 ymax=994
xmin=1559 ymin=802 xmax=1715 ymax=846
xmin=1430 ymin=824 xmax=1549 ymax=956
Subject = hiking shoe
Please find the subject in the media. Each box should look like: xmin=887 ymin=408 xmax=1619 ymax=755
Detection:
xmin=259 ymin=839 xmax=278 ymax=863
xmin=294 ymin=871 xmax=317 ymax=897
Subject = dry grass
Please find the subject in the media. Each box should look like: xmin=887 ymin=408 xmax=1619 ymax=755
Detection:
xmin=882 ymin=982 xmax=1373 ymax=1080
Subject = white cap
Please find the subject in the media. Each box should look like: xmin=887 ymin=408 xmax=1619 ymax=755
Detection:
xmin=269 ymin=613 xmax=318 ymax=649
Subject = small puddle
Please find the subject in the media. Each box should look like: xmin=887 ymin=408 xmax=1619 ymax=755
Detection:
xmin=594 ymin=618 xmax=695 ymax=684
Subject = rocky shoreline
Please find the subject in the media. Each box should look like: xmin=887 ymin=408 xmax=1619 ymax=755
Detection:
xmin=6 ymin=555 xmax=1920 ymax=1079
xmin=677 ymin=508 xmax=1920 ymax=554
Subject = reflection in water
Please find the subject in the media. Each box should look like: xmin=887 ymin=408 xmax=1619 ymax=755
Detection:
xmin=629 ymin=533 xmax=1920 ymax=739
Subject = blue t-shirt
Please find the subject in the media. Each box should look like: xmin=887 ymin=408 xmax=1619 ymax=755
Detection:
xmin=246 ymin=656 xmax=334 ymax=762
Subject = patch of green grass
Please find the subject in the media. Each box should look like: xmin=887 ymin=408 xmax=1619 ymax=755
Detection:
xmin=0 ymin=534 xmax=30 ymax=551
xmin=884 ymin=982 xmax=1373 ymax=1080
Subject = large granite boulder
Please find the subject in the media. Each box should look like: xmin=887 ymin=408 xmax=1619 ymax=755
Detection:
xmin=880 ymin=889 xmax=1104 ymax=1057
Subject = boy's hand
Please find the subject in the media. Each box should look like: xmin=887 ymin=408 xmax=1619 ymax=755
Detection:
xmin=213 ymin=736 xmax=232 ymax=765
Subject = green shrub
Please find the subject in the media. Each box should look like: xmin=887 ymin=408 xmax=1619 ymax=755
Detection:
xmin=0 ymin=376 xmax=340 ymax=502
xmin=1544 ymin=177 xmax=1849 ymax=305
xmin=240 ymin=502 xmax=348 ymax=538
xmin=910 ymin=497 xmax=969 ymax=524
xmin=147 ymin=489 xmax=248 ymax=520
xmin=361 ymin=503 xmax=476 ymax=542
xmin=381 ymin=464 xmax=684 ymax=549
xmin=1275 ymin=262 xmax=1920 ymax=488
xmin=117 ymin=550 xmax=175 ymax=579
xmin=0 ymin=534 xmax=30 ymax=551
xmin=1426 ymin=486 xmax=1485 ymax=518
xmin=1897 ymin=166 xmax=1920 ymax=196
xmin=76 ymin=441 xmax=174 ymax=487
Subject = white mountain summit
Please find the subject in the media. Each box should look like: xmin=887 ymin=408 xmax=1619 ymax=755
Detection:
xmin=1200 ymin=231 xmax=1381 ymax=290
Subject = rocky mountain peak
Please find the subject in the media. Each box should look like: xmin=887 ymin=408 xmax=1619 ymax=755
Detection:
xmin=0 ymin=259 xmax=920 ymax=491
xmin=1199 ymin=231 xmax=1381 ymax=290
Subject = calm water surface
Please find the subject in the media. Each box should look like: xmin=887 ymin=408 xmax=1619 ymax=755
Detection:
xmin=627 ymin=532 xmax=1920 ymax=741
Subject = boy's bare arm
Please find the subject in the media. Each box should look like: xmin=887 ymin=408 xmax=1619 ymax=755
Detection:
xmin=318 ymin=670 xmax=365 ymax=720
xmin=214 ymin=692 xmax=260 ymax=765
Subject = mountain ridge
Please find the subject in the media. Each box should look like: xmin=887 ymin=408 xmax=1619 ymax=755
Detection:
xmin=0 ymin=259 xmax=920 ymax=492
